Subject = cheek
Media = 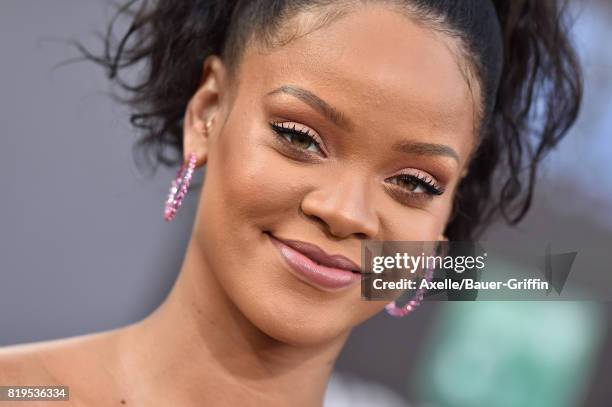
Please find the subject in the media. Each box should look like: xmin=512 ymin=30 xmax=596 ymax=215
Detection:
xmin=205 ymin=123 xmax=300 ymax=230
xmin=376 ymin=196 xmax=453 ymax=241
xmin=194 ymin=107 xmax=312 ymax=294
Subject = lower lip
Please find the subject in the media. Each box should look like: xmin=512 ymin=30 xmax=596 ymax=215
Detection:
xmin=268 ymin=234 xmax=361 ymax=292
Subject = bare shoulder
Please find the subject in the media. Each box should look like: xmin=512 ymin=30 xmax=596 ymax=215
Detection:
xmin=0 ymin=337 xmax=69 ymax=384
xmin=0 ymin=328 xmax=128 ymax=405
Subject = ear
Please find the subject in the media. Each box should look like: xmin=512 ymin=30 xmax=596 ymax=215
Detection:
xmin=183 ymin=55 xmax=227 ymax=168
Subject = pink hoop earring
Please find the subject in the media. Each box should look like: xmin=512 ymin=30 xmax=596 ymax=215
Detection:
xmin=385 ymin=263 xmax=434 ymax=317
xmin=164 ymin=152 xmax=197 ymax=221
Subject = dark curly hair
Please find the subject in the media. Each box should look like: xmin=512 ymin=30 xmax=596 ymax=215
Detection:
xmin=74 ymin=0 xmax=582 ymax=240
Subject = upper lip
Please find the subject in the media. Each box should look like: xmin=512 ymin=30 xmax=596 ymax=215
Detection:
xmin=269 ymin=233 xmax=362 ymax=273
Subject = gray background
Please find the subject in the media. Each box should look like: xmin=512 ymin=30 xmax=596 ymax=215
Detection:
xmin=1 ymin=0 xmax=611 ymax=405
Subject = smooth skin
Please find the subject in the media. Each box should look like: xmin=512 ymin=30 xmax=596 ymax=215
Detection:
xmin=0 ymin=4 xmax=477 ymax=406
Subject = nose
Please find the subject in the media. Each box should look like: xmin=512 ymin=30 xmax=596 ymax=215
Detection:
xmin=300 ymin=178 xmax=379 ymax=239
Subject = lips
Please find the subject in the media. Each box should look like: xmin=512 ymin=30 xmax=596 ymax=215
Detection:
xmin=267 ymin=232 xmax=362 ymax=292
xmin=275 ymin=237 xmax=361 ymax=273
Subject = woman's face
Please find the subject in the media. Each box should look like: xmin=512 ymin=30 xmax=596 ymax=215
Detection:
xmin=187 ymin=5 xmax=476 ymax=345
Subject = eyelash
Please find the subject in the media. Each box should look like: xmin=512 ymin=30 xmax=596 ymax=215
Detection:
xmin=269 ymin=120 xmax=445 ymax=200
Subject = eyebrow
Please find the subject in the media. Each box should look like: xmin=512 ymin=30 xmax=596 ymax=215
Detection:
xmin=267 ymin=85 xmax=354 ymax=130
xmin=392 ymin=140 xmax=460 ymax=163
xmin=268 ymin=84 xmax=459 ymax=163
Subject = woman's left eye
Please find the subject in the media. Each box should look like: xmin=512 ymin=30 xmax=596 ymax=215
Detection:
xmin=270 ymin=122 xmax=323 ymax=154
xmin=386 ymin=173 xmax=444 ymax=196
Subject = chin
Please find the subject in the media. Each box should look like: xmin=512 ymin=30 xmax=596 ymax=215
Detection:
xmin=236 ymin=294 xmax=360 ymax=346
xmin=220 ymin=260 xmax=383 ymax=347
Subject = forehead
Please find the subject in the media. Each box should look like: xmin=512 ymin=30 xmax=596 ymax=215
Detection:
xmin=237 ymin=4 xmax=476 ymax=163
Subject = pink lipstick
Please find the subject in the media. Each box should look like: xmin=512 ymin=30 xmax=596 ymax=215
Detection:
xmin=267 ymin=233 xmax=361 ymax=292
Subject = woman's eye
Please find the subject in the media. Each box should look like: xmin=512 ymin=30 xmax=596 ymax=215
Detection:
xmin=284 ymin=133 xmax=319 ymax=152
xmin=387 ymin=174 xmax=444 ymax=196
xmin=270 ymin=122 xmax=323 ymax=154
xmin=392 ymin=176 xmax=424 ymax=192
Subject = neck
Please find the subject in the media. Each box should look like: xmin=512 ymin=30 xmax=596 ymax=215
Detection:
xmin=117 ymin=237 xmax=349 ymax=407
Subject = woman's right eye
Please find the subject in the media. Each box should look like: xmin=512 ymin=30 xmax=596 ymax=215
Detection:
xmin=270 ymin=121 xmax=324 ymax=155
